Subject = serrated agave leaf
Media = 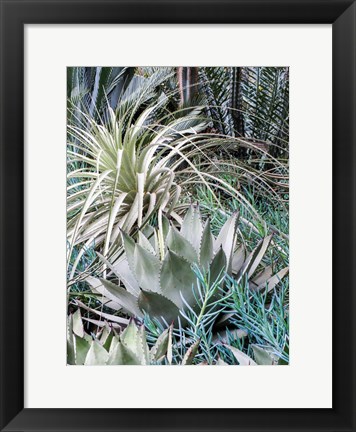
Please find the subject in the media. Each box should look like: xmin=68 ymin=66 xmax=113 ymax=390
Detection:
xmin=67 ymin=338 xmax=76 ymax=365
xmin=224 ymin=344 xmax=257 ymax=365
xmin=231 ymin=245 xmax=246 ymax=274
xmin=180 ymin=205 xmax=203 ymax=252
xmin=133 ymin=244 xmax=161 ymax=293
xmin=160 ymin=249 xmax=196 ymax=310
xmin=121 ymin=231 xmax=136 ymax=273
xmin=120 ymin=319 xmax=139 ymax=351
xmin=84 ymin=340 xmax=109 ymax=365
xmin=138 ymin=231 xmax=156 ymax=255
xmin=166 ymin=226 xmax=198 ymax=263
xmin=97 ymin=253 xmax=140 ymax=296
xmin=138 ymin=290 xmax=180 ymax=324
xmin=182 ymin=339 xmax=200 ymax=365
xmin=107 ymin=340 xmax=141 ymax=365
xmin=74 ymin=334 xmax=91 ymax=365
xmin=150 ymin=326 xmax=171 ymax=362
xmin=256 ymin=267 xmax=289 ymax=293
xmin=214 ymin=211 xmax=239 ymax=272
xmin=141 ymin=224 xmax=157 ymax=251
xmin=98 ymin=278 xmax=143 ymax=318
xmin=72 ymin=308 xmax=84 ymax=338
xmin=108 ymin=335 xmax=120 ymax=357
xmin=209 ymin=247 xmax=227 ymax=286
xmin=239 ymin=235 xmax=273 ymax=281
xmin=138 ymin=325 xmax=150 ymax=365
xmin=199 ymin=219 xmax=214 ymax=271
xmin=251 ymin=345 xmax=275 ymax=365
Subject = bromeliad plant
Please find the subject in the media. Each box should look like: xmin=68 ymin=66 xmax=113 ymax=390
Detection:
xmin=67 ymin=310 xmax=199 ymax=365
xmin=67 ymin=99 xmax=207 ymax=279
xmin=86 ymin=205 xmax=288 ymax=326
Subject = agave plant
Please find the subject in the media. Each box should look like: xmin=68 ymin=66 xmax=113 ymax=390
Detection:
xmin=85 ymin=206 xmax=288 ymax=325
xmin=67 ymin=310 xmax=199 ymax=365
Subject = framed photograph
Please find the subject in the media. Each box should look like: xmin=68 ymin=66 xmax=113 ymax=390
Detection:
xmin=0 ymin=0 xmax=355 ymax=431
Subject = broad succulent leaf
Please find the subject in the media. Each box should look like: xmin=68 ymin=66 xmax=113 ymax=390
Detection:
xmin=133 ymin=244 xmax=161 ymax=293
xmin=166 ymin=227 xmax=198 ymax=263
xmin=120 ymin=319 xmax=139 ymax=348
xmin=97 ymin=252 xmax=140 ymax=296
xmin=68 ymin=313 xmax=198 ymax=365
xmin=150 ymin=325 xmax=172 ymax=362
xmin=209 ymin=247 xmax=227 ymax=287
xmin=138 ymin=290 xmax=180 ymax=324
xmin=121 ymin=231 xmax=136 ymax=274
xmin=84 ymin=339 xmax=109 ymax=365
xmin=86 ymin=276 xmax=122 ymax=311
xmin=74 ymin=335 xmax=91 ymax=365
xmin=98 ymin=278 xmax=143 ymax=318
xmin=180 ymin=205 xmax=203 ymax=251
xmin=160 ymin=249 xmax=197 ymax=310
xmin=107 ymin=340 xmax=141 ymax=365
xmin=199 ymin=219 xmax=214 ymax=271
xmin=138 ymin=231 xmax=156 ymax=255
xmin=231 ymin=245 xmax=246 ymax=274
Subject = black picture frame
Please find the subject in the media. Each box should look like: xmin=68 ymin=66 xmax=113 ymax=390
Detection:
xmin=1 ymin=0 xmax=355 ymax=431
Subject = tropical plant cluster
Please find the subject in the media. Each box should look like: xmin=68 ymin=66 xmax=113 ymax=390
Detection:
xmin=67 ymin=66 xmax=289 ymax=366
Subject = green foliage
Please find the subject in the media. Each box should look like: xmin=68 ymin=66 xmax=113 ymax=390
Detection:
xmin=199 ymin=66 xmax=289 ymax=153
xmin=144 ymin=266 xmax=289 ymax=366
xmin=85 ymin=205 xmax=288 ymax=328
xmin=67 ymin=66 xmax=290 ymax=367
xmin=67 ymin=310 xmax=199 ymax=365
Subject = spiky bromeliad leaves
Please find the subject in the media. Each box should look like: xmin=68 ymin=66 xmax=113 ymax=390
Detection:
xmin=67 ymin=97 xmax=207 ymax=279
xmin=67 ymin=310 xmax=198 ymax=365
xmin=86 ymin=206 xmax=288 ymax=325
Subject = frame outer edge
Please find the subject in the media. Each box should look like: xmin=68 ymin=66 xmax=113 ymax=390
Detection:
xmin=332 ymin=2 xmax=356 ymax=429
xmin=0 ymin=1 xmax=25 ymax=431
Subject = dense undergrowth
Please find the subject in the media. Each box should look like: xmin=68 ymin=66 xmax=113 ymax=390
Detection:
xmin=67 ymin=66 xmax=289 ymax=366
